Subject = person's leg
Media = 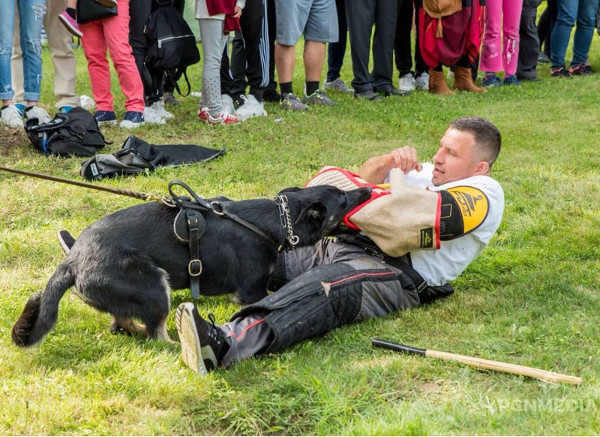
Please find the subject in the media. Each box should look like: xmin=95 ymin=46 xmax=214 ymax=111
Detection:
xmin=44 ymin=0 xmax=80 ymax=109
xmin=17 ymin=0 xmax=46 ymax=105
xmin=479 ymin=0 xmax=503 ymax=74
xmin=300 ymin=0 xmax=337 ymax=102
xmin=199 ymin=19 xmax=230 ymax=118
xmin=372 ymin=0 xmax=400 ymax=91
xmin=274 ymin=0 xmax=309 ymax=95
xmin=274 ymin=44 xmax=296 ymax=89
xmin=262 ymin=0 xmax=280 ymax=101
xmin=229 ymin=31 xmax=248 ymax=99
xmin=570 ymin=0 xmax=599 ymax=67
xmin=395 ymin=0 xmax=414 ymax=78
xmin=103 ymin=0 xmax=145 ymax=114
xmin=128 ymin=0 xmax=154 ymax=102
xmin=547 ymin=0 xmax=558 ymax=56
xmin=222 ymin=254 xmax=421 ymax=367
xmin=550 ymin=0 xmax=576 ymax=69
xmin=537 ymin=5 xmax=550 ymax=54
xmin=326 ymin=0 xmax=347 ymax=82
xmin=239 ymin=0 xmax=268 ymax=101
xmin=413 ymin=1 xmax=428 ymax=88
xmin=303 ymin=40 xmax=326 ymax=83
xmin=11 ymin=8 xmax=25 ymax=103
xmin=80 ymin=20 xmax=114 ymax=112
xmin=0 ymin=0 xmax=17 ymax=112
xmin=346 ymin=0 xmax=376 ymax=93
xmin=502 ymin=0 xmax=523 ymax=76
xmin=517 ymin=1 xmax=540 ymax=80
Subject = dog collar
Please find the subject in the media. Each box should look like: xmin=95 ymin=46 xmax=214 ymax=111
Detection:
xmin=274 ymin=194 xmax=299 ymax=252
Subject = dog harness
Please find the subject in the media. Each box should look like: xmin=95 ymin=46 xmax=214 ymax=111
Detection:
xmin=166 ymin=180 xmax=300 ymax=299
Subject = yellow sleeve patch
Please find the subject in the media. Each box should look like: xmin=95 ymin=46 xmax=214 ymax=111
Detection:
xmin=446 ymin=186 xmax=489 ymax=234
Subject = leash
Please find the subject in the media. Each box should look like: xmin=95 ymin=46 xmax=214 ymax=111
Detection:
xmin=0 ymin=165 xmax=166 ymax=203
xmin=2 ymin=165 xmax=300 ymax=298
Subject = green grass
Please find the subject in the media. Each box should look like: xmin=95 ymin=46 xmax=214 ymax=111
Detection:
xmin=1 ymin=37 xmax=600 ymax=435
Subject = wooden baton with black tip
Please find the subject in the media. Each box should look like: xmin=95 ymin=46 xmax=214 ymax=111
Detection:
xmin=372 ymin=339 xmax=582 ymax=385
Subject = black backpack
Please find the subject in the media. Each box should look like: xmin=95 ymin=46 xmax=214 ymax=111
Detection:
xmin=144 ymin=5 xmax=200 ymax=96
xmin=25 ymin=107 xmax=109 ymax=157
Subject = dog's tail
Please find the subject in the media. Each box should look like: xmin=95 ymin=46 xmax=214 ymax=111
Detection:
xmin=12 ymin=263 xmax=75 ymax=347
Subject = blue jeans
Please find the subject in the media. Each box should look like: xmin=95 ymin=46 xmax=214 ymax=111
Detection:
xmin=0 ymin=0 xmax=46 ymax=102
xmin=550 ymin=0 xmax=599 ymax=68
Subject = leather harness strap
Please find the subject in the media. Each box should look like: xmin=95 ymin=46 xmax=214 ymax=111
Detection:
xmin=186 ymin=209 xmax=204 ymax=299
xmin=166 ymin=180 xmax=300 ymax=299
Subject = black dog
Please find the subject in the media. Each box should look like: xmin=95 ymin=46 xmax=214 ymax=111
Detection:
xmin=12 ymin=185 xmax=371 ymax=346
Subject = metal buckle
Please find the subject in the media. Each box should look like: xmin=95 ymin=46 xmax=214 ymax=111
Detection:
xmin=417 ymin=281 xmax=428 ymax=293
xmin=188 ymin=259 xmax=203 ymax=276
xmin=211 ymin=201 xmax=225 ymax=215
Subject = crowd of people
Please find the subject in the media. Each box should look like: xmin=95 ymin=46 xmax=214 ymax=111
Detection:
xmin=1 ymin=0 xmax=599 ymax=129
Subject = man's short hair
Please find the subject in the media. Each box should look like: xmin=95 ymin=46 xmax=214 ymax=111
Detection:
xmin=450 ymin=116 xmax=501 ymax=168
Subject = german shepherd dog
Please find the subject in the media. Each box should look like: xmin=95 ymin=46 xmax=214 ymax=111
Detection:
xmin=12 ymin=185 xmax=371 ymax=346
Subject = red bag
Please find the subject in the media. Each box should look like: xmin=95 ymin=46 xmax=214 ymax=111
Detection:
xmin=205 ymin=0 xmax=240 ymax=33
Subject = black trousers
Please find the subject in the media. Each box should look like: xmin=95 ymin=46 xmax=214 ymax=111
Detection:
xmin=129 ymin=0 xmax=164 ymax=105
xmin=346 ymin=0 xmax=399 ymax=92
xmin=221 ymin=0 xmax=270 ymax=101
xmin=517 ymin=1 xmax=541 ymax=80
xmin=538 ymin=0 xmax=557 ymax=56
xmin=265 ymin=0 xmax=278 ymax=94
xmin=394 ymin=0 xmax=426 ymax=77
xmin=326 ymin=0 xmax=348 ymax=82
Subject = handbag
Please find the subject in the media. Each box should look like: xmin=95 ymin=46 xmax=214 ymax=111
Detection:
xmin=77 ymin=0 xmax=118 ymax=24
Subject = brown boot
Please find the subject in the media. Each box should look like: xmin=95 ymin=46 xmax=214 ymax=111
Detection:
xmin=428 ymin=69 xmax=455 ymax=95
xmin=452 ymin=66 xmax=486 ymax=92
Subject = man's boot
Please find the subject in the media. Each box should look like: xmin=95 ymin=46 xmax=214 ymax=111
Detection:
xmin=428 ymin=69 xmax=455 ymax=95
xmin=452 ymin=66 xmax=486 ymax=92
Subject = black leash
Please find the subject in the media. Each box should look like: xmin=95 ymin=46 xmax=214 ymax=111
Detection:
xmin=0 ymin=165 xmax=165 ymax=203
xmin=2 ymin=165 xmax=301 ymax=298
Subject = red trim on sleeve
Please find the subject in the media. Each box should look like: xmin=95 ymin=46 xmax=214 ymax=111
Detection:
xmin=435 ymin=192 xmax=441 ymax=249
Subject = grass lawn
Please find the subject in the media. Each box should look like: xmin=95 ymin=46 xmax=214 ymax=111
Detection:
xmin=1 ymin=34 xmax=599 ymax=435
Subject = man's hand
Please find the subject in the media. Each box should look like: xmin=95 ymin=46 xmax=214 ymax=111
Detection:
xmin=390 ymin=146 xmax=422 ymax=174
xmin=357 ymin=147 xmax=422 ymax=184
xmin=233 ymin=6 xmax=242 ymax=17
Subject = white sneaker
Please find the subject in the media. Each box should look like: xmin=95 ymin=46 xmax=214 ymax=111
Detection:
xmin=143 ymin=105 xmax=166 ymax=124
xmin=207 ymin=112 xmax=238 ymax=125
xmin=151 ymin=100 xmax=174 ymax=119
xmin=235 ymin=94 xmax=267 ymax=121
xmin=24 ymin=106 xmax=52 ymax=124
xmin=398 ymin=73 xmax=416 ymax=92
xmin=0 ymin=105 xmax=24 ymax=128
xmin=221 ymin=94 xmax=235 ymax=116
xmin=80 ymin=94 xmax=96 ymax=110
xmin=415 ymin=72 xmax=429 ymax=91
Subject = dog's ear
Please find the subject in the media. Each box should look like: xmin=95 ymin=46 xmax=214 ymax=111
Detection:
xmin=278 ymin=187 xmax=302 ymax=195
xmin=295 ymin=201 xmax=327 ymax=229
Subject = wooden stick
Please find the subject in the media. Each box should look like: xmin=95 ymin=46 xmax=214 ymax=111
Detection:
xmin=372 ymin=339 xmax=582 ymax=385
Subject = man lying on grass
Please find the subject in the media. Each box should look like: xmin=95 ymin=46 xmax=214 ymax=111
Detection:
xmin=176 ymin=116 xmax=505 ymax=375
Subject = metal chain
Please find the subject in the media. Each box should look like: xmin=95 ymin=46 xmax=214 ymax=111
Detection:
xmin=275 ymin=195 xmax=299 ymax=248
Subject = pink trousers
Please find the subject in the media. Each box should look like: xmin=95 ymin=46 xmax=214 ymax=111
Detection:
xmin=479 ymin=0 xmax=523 ymax=75
xmin=80 ymin=0 xmax=144 ymax=112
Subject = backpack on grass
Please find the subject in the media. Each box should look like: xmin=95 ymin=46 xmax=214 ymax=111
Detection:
xmin=24 ymin=107 xmax=109 ymax=157
xmin=144 ymin=4 xmax=200 ymax=96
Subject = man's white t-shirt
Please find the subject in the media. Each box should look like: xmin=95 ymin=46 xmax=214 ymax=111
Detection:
xmin=401 ymin=163 xmax=505 ymax=286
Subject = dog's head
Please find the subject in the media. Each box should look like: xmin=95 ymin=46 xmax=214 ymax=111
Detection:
xmin=277 ymin=185 xmax=372 ymax=245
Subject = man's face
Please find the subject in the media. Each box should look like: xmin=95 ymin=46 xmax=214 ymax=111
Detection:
xmin=431 ymin=128 xmax=485 ymax=186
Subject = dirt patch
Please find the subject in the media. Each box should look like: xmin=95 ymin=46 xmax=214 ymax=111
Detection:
xmin=0 ymin=126 xmax=28 ymax=156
